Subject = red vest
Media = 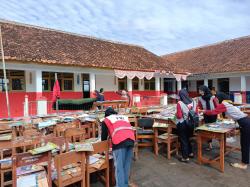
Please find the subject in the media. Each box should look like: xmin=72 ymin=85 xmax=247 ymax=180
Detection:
xmin=104 ymin=115 xmax=135 ymax=145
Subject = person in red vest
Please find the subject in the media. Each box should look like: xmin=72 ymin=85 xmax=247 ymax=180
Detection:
xmin=101 ymin=107 xmax=136 ymax=187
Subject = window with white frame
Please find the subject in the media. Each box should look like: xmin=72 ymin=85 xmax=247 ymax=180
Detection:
xmin=144 ymin=78 xmax=155 ymax=90
xmin=118 ymin=77 xmax=127 ymax=90
xmin=0 ymin=70 xmax=25 ymax=91
xmin=42 ymin=72 xmax=74 ymax=91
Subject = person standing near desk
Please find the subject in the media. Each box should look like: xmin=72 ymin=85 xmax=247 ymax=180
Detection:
xmin=176 ymin=89 xmax=198 ymax=162
xmin=198 ymin=85 xmax=219 ymax=150
xmin=200 ymin=100 xmax=250 ymax=170
xmin=101 ymin=107 xmax=136 ymax=187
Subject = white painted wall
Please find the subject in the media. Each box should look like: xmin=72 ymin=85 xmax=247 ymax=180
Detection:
xmin=25 ymin=70 xmax=36 ymax=92
xmin=246 ymin=76 xmax=250 ymax=91
xmin=229 ymin=77 xmax=241 ymax=91
xmin=155 ymin=77 xmax=160 ymax=91
xmin=25 ymin=70 xmax=42 ymax=93
xmin=74 ymin=73 xmax=82 ymax=92
xmin=96 ymin=74 xmax=117 ymax=91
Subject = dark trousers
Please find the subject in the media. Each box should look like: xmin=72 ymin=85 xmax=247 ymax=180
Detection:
xmin=238 ymin=117 xmax=250 ymax=164
xmin=177 ymin=121 xmax=194 ymax=159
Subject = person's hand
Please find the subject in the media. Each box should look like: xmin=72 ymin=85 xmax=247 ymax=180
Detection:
xmin=198 ymin=109 xmax=205 ymax=113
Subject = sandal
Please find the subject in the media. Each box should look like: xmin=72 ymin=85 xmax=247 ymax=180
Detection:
xmin=230 ymin=163 xmax=247 ymax=170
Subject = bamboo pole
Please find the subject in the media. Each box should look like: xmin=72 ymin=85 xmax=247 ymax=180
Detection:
xmin=0 ymin=25 xmax=11 ymax=118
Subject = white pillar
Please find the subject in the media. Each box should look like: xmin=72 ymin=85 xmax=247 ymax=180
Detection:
xmin=172 ymin=80 xmax=176 ymax=92
xmin=25 ymin=70 xmax=36 ymax=92
xmin=139 ymin=79 xmax=144 ymax=91
xmin=89 ymin=73 xmax=96 ymax=93
xmin=35 ymin=70 xmax=42 ymax=94
xmin=177 ymin=80 xmax=182 ymax=92
xmin=212 ymin=79 xmax=218 ymax=90
xmin=155 ymin=77 xmax=160 ymax=91
xmin=127 ymin=78 xmax=132 ymax=92
xmin=204 ymin=78 xmax=208 ymax=87
xmin=241 ymin=75 xmax=246 ymax=92
xmin=240 ymin=75 xmax=246 ymax=103
xmin=24 ymin=95 xmax=29 ymax=117
xmin=74 ymin=73 xmax=82 ymax=92
xmin=160 ymin=78 xmax=164 ymax=91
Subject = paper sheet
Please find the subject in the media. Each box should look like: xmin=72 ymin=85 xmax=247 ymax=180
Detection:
xmin=89 ymin=156 xmax=99 ymax=165
xmin=17 ymin=173 xmax=36 ymax=187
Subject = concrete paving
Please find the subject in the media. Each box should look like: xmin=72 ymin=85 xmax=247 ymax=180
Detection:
xmin=130 ymin=148 xmax=250 ymax=187
xmin=92 ymin=140 xmax=250 ymax=187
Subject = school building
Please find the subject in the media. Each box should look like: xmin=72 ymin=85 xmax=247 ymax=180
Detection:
xmin=0 ymin=20 xmax=250 ymax=118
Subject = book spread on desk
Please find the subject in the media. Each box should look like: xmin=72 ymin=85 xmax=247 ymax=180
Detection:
xmin=29 ymin=142 xmax=57 ymax=155
xmin=74 ymin=142 xmax=94 ymax=152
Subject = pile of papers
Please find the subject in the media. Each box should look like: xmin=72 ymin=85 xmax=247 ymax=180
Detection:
xmin=159 ymin=105 xmax=176 ymax=119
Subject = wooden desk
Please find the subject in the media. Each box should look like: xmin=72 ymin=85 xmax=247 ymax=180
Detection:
xmin=93 ymin=100 xmax=128 ymax=111
xmin=196 ymin=126 xmax=240 ymax=172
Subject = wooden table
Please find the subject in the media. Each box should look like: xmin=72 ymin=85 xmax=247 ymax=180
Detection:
xmin=196 ymin=125 xmax=240 ymax=172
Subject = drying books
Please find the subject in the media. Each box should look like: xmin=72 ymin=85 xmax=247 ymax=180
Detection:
xmin=17 ymin=170 xmax=48 ymax=187
xmin=74 ymin=142 xmax=94 ymax=152
xmin=37 ymin=120 xmax=57 ymax=129
xmin=29 ymin=142 xmax=57 ymax=155
xmin=0 ymin=133 xmax=12 ymax=141
xmin=153 ymin=122 xmax=169 ymax=128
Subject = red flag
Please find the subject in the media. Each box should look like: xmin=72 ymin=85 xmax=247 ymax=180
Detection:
xmin=52 ymin=79 xmax=61 ymax=102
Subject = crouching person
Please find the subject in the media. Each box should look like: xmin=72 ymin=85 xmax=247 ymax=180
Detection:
xmin=101 ymin=107 xmax=136 ymax=187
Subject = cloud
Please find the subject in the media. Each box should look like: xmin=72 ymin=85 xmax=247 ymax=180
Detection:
xmin=0 ymin=0 xmax=250 ymax=55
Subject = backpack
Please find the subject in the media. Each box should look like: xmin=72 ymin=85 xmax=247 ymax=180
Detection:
xmin=187 ymin=107 xmax=199 ymax=128
xmin=184 ymin=101 xmax=199 ymax=129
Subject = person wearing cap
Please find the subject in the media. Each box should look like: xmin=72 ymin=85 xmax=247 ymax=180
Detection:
xmin=199 ymin=100 xmax=250 ymax=170
xmin=101 ymin=107 xmax=136 ymax=187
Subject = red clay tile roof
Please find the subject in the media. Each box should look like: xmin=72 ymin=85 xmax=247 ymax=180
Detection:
xmin=162 ymin=36 xmax=250 ymax=74
xmin=0 ymin=20 xmax=167 ymax=72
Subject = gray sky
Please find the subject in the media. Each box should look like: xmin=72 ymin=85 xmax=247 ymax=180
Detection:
xmin=0 ymin=0 xmax=250 ymax=55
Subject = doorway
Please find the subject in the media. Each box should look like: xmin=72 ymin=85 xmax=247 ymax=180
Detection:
xmin=82 ymin=74 xmax=90 ymax=98
xmin=218 ymin=78 xmax=229 ymax=95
